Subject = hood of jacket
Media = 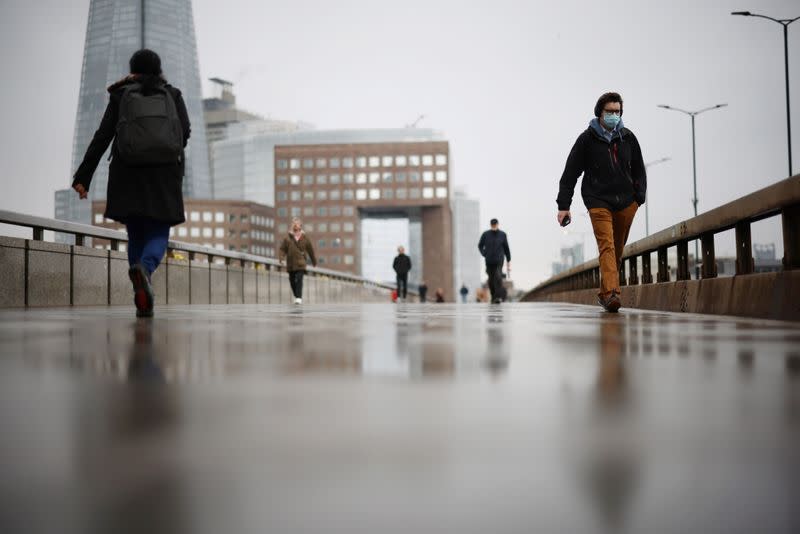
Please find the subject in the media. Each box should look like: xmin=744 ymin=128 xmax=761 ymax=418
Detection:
xmin=589 ymin=117 xmax=627 ymax=143
xmin=107 ymin=74 xmax=168 ymax=93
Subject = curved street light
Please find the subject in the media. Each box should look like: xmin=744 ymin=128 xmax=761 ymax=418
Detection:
xmin=732 ymin=11 xmax=800 ymax=176
xmin=658 ymin=103 xmax=727 ymax=274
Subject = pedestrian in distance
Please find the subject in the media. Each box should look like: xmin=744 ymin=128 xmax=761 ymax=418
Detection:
xmin=392 ymin=246 xmax=412 ymax=302
xmin=459 ymin=284 xmax=469 ymax=303
xmin=435 ymin=288 xmax=445 ymax=303
xmin=72 ymin=49 xmax=191 ymax=318
xmin=557 ymin=92 xmax=646 ymax=313
xmin=418 ymin=281 xmax=428 ymax=303
xmin=478 ymin=218 xmax=511 ymax=304
xmin=278 ymin=218 xmax=317 ymax=304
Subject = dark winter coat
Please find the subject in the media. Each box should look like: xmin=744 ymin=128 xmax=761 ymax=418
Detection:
xmin=393 ymin=253 xmax=412 ymax=275
xmin=478 ymin=229 xmax=511 ymax=266
xmin=72 ymin=74 xmax=191 ymax=226
xmin=279 ymin=233 xmax=317 ymax=272
xmin=557 ymin=120 xmax=647 ymax=212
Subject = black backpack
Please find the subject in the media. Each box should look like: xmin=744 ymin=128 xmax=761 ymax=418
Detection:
xmin=115 ymin=83 xmax=184 ymax=166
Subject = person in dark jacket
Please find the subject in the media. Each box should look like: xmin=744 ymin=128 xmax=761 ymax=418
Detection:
xmin=278 ymin=218 xmax=318 ymax=304
xmin=459 ymin=284 xmax=469 ymax=303
xmin=392 ymin=246 xmax=412 ymax=301
xmin=72 ymin=49 xmax=190 ymax=318
xmin=478 ymin=218 xmax=511 ymax=304
xmin=557 ymin=92 xmax=646 ymax=313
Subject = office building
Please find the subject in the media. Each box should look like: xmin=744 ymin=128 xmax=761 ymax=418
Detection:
xmin=451 ymin=188 xmax=481 ymax=300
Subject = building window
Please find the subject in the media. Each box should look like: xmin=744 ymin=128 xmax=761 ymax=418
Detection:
xmin=278 ymin=191 xmax=288 ymax=201
xmin=277 ymin=159 xmax=289 ymax=169
xmin=240 ymin=231 xmax=248 ymax=239
xmin=303 ymin=158 xmax=314 ymax=169
xmin=436 ymin=187 xmax=448 ymax=198
xmin=382 ymin=172 xmax=393 ymax=183
xmin=215 ymin=244 xmax=225 ymax=250
xmin=316 ymin=175 xmax=327 ymax=185
xmin=303 ymin=191 xmax=314 ymax=201
xmin=356 ymin=188 xmax=367 ymax=199
xmin=329 ymin=174 xmax=340 ymax=185
xmin=330 ymin=190 xmax=341 ymax=201
xmin=190 ymin=211 xmax=200 ymax=222
xmin=343 ymin=206 xmax=355 ymax=216
xmin=215 ymin=212 xmax=225 ymax=222
xmin=369 ymin=172 xmax=380 ymax=184
xmin=436 ymin=171 xmax=448 ymax=182
xmin=343 ymin=222 xmax=355 ymax=232
xmin=423 ymin=171 xmax=434 ymax=182
xmin=318 ymin=257 xmax=326 ymax=265
xmin=215 ymin=228 xmax=224 ymax=238
xmin=177 ymin=227 xmax=187 ymax=237
xmin=203 ymin=227 xmax=212 ymax=238
xmin=382 ymin=155 xmax=393 ymax=167
xmin=409 ymin=171 xmax=420 ymax=182
xmin=330 ymin=223 xmax=341 ymax=233
xmin=409 ymin=188 xmax=421 ymax=199
xmin=396 ymin=188 xmax=407 ymax=199
xmin=409 ymin=155 xmax=420 ymax=166
xmin=396 ymin=155 xmax=407 ymax=166
xmin=304 ymin=175 xmax=314 ymax=185
xmin=290 ymin=191 xmax=300 ymax=201
xmin=344 ymin=238 xmax=354 ymax=248
xmin=290 ymin=174 xmax=301 ymax=185
xmin=278 ymin=223 xmax=288 ymax=232
xmin=343 ymin=190 xmax=354 ymax=200
xmin=93 ymin=213 xmax=102 ymax=224
xmin=422 ymin=154 xmax=434 ymax=166
xmin=330 ymin=157 xmax=340 ymax=168
xmin=203 ymin=211 xmax=212 ymax=222
xmin=329 ymin=206 xmax=341 ymax=216
xmin=368 ymin=156 xmax=380 ymax=168
xmin=303 ymin=207 xmax=313 ymax=217
xmin=190 ymin=227 xmax=200 ymax=237
xmin=316 ymin=158 xmax=327 ymax=168
xmin=356 ymin=156 xmax=367 ymax=168
xmin=278 ymin=208 xmax=288 ymax=217
xmin=305 ymin=223 xmax=314 ymax=232
xmin=383 ymin=189 xmax=394 ymax=199
xmin=317 ymin=207 xmax=328 ymax=216
xmin=344 ymin=255 xmax=354 ymax=265
xmin=229 ymin=214 xmax=237 ymax=223
xmin=317 ymin=191 xmax=328 ymax=200
xmin=291 ymin=207 xmax=301 ymax=217
xmin=318 ymin=239 xmax=326 ymax=248
xmin=423 ymin=187 xmax=434 ymax=199
xmin=318 ymin=223 xmax=328 ymax=232
xmin=342 ymin=157 xmax=353 ymax=168
xmin=369 ymin=188 xmax=380 ymax=200
xmin=396 ymin=172 xmax=406 ymax=182
xmin=343 ymin=173 xmax=354 ymax=184
xmin=277 ymin=175 xmax=288 ymax=185
xmin=435 ymin=154 xmax=447 ymax=165
xmin=290 ymin=158 xmax=300 ymax=169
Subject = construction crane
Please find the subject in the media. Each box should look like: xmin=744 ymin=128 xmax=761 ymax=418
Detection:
xmin=406 ymin=114 xmax=426 ymax=128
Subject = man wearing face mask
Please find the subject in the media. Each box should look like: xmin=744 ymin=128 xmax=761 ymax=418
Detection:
xmin=556 ymin=92 xmax=646 ymax=313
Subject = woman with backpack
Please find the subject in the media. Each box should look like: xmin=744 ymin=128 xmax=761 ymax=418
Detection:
xmin=278 ymin=218 xmax=318 ymax=304
xmin=72 ymin=49 xmax=191 ymax=318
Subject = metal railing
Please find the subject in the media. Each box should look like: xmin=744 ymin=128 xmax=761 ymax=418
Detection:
xmin=0 ymin=209 xmax=400 ymax=294
xmin=525 ymin=175 xmax=800 ymax=299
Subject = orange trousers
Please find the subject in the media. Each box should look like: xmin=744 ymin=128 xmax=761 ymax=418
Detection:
xmin=588 ymin=202 xmax=638 ymax=298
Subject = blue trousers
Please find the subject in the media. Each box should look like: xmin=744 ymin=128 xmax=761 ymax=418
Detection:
xmin=126 ymin=218 xmax=170 ymax=276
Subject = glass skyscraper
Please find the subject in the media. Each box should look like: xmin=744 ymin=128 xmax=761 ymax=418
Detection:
xmin=56 ymin=0 xmax=210 ymax=236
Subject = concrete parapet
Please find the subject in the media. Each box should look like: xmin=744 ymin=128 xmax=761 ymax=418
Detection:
xmin=27 ymin=240 xmax=70 ymax=307
xmin=190 ymin=261 xmax=210 ymax=304
xmin=209 ymin=263 xmax=227 ymax=304
xmin=72 ymin=245 xmax=108 ymax=306
xmin=109 ymin=250 xmax=130 ymax=305
xmin=227 ymin=263 xmax=244 ymax=304
xmin=166 ymin=258 xmax=190 ymax=305
xmin=243 ymin=264 xmax=257 ymax=304
xmin=0 ymin=237 xmax=25 ymax=307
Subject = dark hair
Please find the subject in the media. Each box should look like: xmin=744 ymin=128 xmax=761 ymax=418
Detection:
xmin=594 ymin=92 xmax=623 ymax=117
xmin=490 ymin=218 xmax=498 ymax=225
xmin=129 ymin=49 xmax=162 ymax=76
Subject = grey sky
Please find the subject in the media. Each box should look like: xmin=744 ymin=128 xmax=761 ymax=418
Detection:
xmin=1 ymin=0 xmax=797 ymax=288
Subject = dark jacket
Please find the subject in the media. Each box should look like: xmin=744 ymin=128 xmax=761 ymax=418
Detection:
xmin=478 ymin=229 xmax=511 ymax=265
xmin=393 ymin=254 xmax=412 ymax=275
xmin=279 ymin=232 xmax=317 ymax=272
xmin=72 ymin=74 xmax=191 ymax=226
xmin=557 ymin=119 xmax=647 ymax=212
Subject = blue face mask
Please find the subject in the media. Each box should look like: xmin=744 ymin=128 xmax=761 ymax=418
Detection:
xmin=602 ymin=112 xmax=621 ymax=129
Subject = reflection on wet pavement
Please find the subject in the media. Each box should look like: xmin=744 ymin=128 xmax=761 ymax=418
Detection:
xmin=0 ymin=303 xmax=798 ymax=533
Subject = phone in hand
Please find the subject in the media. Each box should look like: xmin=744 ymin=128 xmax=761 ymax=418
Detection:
xmin=560 ymin=215 xmax=571 ymax=227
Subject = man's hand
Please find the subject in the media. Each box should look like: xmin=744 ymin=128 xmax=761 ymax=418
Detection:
xmin=506 ymin=262 xmax=511 ymax=276
xmin=557 ymin=210 xmax=571 ymax=226
xmin=73 ymin=183 xmax=88 ymax=199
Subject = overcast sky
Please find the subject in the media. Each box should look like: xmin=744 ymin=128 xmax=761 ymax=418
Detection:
xmin=0 ymin=0 xmax=797 ymax=288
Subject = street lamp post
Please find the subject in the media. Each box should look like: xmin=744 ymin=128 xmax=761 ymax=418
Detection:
xmin=658 ymin=103 xmax=727 ymax=276
xmin=643 ymin=157 xmax=671 ymax=237
xmin=732 ymin=11 xmax=799 ymax=176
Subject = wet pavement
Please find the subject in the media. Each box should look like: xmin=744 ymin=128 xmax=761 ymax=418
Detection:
xmin=0 ymin=303 xmax=799 ymax=534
